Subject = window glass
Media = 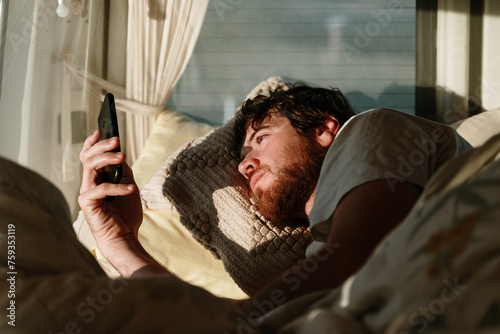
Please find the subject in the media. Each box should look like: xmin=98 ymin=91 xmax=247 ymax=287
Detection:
xmin=168 ymin=0 xmax=416 ymax=126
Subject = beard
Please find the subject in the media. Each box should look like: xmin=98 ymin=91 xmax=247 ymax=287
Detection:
xmin=250 ymin=138 xmax=326 ymax=228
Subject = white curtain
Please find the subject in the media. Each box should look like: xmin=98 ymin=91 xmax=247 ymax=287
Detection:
xmin=65 ymin=0 xmax=209 ymax=163
xmin=482 ymin=0 xmax=500 ymax=111
xmin=0 ymin=0 xmax=208 ymax=218
xmin=124 ymin=0 xmax=209 ymax=163
xmin=436 ymin=0 xmax=500 ymax=123
xmin=436 ymin=0 xmax=470 ymax=123
xmin=0 ymin=0 xmax=105 ymax=217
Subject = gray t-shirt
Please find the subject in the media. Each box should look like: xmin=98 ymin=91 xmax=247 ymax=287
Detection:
xmin=307 ymin=108 xmax=472 ymax=255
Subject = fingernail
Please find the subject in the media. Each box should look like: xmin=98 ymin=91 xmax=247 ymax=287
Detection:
xmin=127 ymin=185 xmax=135 ymax=191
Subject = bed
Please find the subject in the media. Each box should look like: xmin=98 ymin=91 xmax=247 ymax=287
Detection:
xmin=1 ymin=78 xmax=500 ymax=333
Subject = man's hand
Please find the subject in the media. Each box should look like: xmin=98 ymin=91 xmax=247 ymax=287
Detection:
xmin=78 ymin=130 xmax=166 ymax=277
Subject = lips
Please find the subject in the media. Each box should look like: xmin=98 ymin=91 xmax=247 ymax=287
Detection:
xmin=249 ymin=171 xmax=265 ymax=193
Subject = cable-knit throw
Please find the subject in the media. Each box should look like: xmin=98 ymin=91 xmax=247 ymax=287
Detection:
xmin=140 ymin=77 xmax=312 ymax=296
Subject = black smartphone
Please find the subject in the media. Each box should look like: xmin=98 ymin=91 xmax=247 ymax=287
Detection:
xmin=98 ymin=93 xmax=123 ymax=184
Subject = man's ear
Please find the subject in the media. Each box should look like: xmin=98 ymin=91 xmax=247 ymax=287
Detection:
xmin=316 ymin=116 xmax=340 ymax=148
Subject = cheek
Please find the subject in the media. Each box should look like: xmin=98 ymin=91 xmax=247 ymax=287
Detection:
xmin=267 ymin=142 xmax=293 ymax=164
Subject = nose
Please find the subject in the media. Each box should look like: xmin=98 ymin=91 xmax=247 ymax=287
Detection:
xmin=238 ymin=155 xmax=260 ymax=179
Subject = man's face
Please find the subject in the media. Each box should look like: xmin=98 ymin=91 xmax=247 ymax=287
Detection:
xmin=238 ymin=113 xmax=325 ymax=226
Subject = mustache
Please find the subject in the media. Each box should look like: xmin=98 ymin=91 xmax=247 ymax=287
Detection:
xmin=247 ymin=166 xmax=271 ymax=187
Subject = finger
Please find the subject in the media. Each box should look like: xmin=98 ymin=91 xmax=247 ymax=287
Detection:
xmin=80 ymin=129 xmax=101 ymax=161
xmin=79 ymin=132 xmax=124 ymax=195
xmin=79 ymin=183 xmax=136 ymax=206
xmin=84 ymin=151 xmax=125 ymax=174
xmin=80 ymin=152 xmax=126 ymax=193
xmin=80 ymin=136 xmax=121 ymax=165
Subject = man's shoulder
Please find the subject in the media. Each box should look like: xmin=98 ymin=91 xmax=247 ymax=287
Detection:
xmin=345 ymin=107 xmax=452 ymax=134
xmin=351 ymin=107 xmax=418 ymax=123
xmin=358 ymin=107 xmax=401 ymax=116
xmin=339 ymin=107 xmax=413 ymax=135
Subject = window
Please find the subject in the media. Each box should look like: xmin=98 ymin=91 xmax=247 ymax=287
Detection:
xmin=170 ymin=0 xmax=417 ymax=126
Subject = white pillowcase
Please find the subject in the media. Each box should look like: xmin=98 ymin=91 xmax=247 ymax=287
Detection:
xmin=451 ymin=108 xmax=500 ymax=147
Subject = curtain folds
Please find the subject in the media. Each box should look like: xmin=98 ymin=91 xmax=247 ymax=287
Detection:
xmin=1 ymin=1 xmax=208 ymax=218
xmin=481 ymin=0 xmax=500 ymax=111
xmin=124 ymin=0 xmax=209 ymax=163
xmin=435 ymin=0 xmax=500 ymax=123
xmin=435 ymin=0 xmax=472 ymax=123
xmin=66 ymin=0 xmax=209 ymax=163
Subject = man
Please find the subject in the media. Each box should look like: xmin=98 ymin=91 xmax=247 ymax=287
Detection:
xmin=79 ymin=84 xmax=472 ymax=316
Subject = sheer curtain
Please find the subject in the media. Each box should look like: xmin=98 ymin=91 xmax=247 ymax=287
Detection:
xmin=0 ymin=0 xmax=105 ymax=217
xmin=67 ymin=0 xmax=209 ymax=163
xmin=435 ymin=0 xmax=473 ymax=123
xmin=125 ymin=0 xmax=209 ymax=163
xmin=0 ymin=0 xmax=209 ymax=218
xmin=481 ymin=0 xmax=500 ymax=111
xmin=435 ymin=0 xmax=500 ymax=123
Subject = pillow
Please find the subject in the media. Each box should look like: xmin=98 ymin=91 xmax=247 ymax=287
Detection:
xmin=132 ymin=109 xmax=214 ymax=188
xmin=450 ymin=108 xmax=500 ymax=148
xmin=141 ymin=77 xmax=313 ymax=296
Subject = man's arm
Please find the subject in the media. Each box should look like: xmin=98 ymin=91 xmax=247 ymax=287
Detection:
xmin=238 ymin=180 xmax=421 ymax=315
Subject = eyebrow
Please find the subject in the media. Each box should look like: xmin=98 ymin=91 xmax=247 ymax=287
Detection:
xmin=248 ymin=125 xmax=270 ymax=143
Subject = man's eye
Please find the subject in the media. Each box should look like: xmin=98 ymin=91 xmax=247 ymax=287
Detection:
xmin=256 ymin=135 xmax=267 ymax=143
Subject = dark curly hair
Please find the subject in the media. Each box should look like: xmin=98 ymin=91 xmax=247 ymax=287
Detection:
xmin=234 ymin=83 xmax=356 ymax=147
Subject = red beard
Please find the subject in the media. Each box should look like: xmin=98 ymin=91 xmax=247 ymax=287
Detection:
xmin=249 ymin=138 xmax=326 ymax=228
